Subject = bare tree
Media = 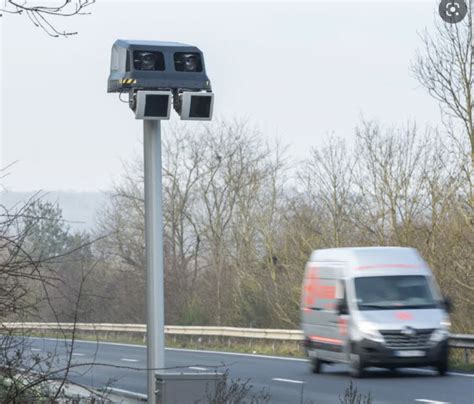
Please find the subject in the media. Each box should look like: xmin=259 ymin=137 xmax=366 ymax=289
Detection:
xmin=95 ymin=126 xmax=208 ymax=325
xmin=230 ymin=139 xmax=294 ymax=327
xmin=0 ymin=189 xmax=110 ymax=402
xmin=353 ymin=121 xmax=431 ymax=245
xmin=0 ymin=195 xmax=43 ymax=320
xmin=299 ymin=136 xmax=356 ymax=247
xmin=95 ymin=158 xmax=147 ymax=323
xmin=410 ymin=7 xmax=473 ymax=330
xmin=195 ymin=121 xmax=273 ymax=325
xmin=0 ymin=0 xmax=95 ymax=37
xmin=413 ymin=4 xmax=473 ymax=162
xmin=412 ymin=4 xmax=473 ymax=211
xmin=96 ymin=121 xmax=296 ymax=327
xmin=162 ymin=126 xmax=206 ymax=324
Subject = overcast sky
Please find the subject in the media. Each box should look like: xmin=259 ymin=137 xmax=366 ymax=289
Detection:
xmin=1 ymin=1 xmax=442 ymax=192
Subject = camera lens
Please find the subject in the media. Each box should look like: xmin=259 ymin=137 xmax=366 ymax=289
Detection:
xmin=133 ymin=51 xmax=165 ymax=71
xmin=183 ymin=54 xmax=198 ymax=71
xmin=174 ymin=53 xmax=203 ymax=72
xmin=141 ymin=53 xmax=156 ymax=70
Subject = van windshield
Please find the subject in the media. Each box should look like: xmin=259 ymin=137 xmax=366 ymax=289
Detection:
xmin=354 ymin=275 xmax=439 ymax=311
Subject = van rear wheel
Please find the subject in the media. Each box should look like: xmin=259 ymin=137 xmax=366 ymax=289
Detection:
xmin=311 ymin=358 xmax=323 ymax=374
xmin=350 ymin=355 xmax=365 ymax=378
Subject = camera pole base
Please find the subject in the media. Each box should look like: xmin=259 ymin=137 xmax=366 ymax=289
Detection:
xmin=155 ymin=372 xmax=225 ymax=404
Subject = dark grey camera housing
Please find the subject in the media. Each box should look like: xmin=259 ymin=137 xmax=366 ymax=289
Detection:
xmin=107 ymin=39 xmax=212 ymax=93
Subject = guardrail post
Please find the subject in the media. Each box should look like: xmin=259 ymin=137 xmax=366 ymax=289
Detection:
xmin=464 ymin=348 xmax=470 ymax=364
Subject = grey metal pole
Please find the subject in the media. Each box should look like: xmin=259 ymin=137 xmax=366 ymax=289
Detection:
xmin=144 ymin=120 xmax=165 ymax=404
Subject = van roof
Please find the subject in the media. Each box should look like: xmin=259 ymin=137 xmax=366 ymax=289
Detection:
xmin=309 ymin=247 xmax=429 ymax=273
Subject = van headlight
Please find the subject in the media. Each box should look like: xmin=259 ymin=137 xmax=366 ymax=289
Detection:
xmin=358 ymin=322 xmax=384 ymax=343
xmin=430 ymin=317 xmax=451 ymax=342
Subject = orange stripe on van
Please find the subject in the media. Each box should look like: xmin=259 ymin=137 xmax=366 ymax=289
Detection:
xmin=310 ymin=335 xmax=343 ymax=345
xmin=338 ymin=318 xmax=348 ymax=336
xmin=355 ymin=264 xmax=421 ymax=270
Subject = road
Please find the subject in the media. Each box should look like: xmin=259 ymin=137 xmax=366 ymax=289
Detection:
xmin=12 ymin=338 xmax=474 ymax=403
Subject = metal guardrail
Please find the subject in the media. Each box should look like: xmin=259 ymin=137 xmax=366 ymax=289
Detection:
xmin=446 ymin=334 xmax=474 ymax=349
xmin=2 ymin=322 xmax=473 ymax=356
xmin=1 ymin=323 xmax=303 ymax=340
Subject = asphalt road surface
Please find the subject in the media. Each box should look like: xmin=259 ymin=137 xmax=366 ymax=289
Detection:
xmin=10 ymin=338 xmax=474 ymax=403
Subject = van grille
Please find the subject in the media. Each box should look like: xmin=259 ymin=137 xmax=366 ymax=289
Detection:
xmin=380 ymin=329 xmax=434 ymax=348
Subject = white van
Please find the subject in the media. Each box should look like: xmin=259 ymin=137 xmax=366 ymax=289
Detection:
xmin=300 ymin=247 xmax=451 ymax=377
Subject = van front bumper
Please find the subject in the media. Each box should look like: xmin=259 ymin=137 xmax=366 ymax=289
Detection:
xmin=352 ymin=338 xmax=448 ymax=368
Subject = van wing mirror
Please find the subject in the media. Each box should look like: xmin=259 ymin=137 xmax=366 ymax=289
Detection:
xmin=443 ymin=297 xmax=452 ymax=313
xmin=336 ymin=299 xmax=348 ymax=315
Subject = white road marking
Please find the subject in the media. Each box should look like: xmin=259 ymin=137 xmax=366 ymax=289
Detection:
xmin=72 ymin=353 xmax=85 ymax=357
xmin=446 ymin=371 xmax=474 ymax=378
xmin=31 ymin=348 xmax=41 ymax=352
xmin=120 ymin=358 xmax=139 ymax=363
xmin=407 ymin=367 xmax=474 ymax=379
xmin=415 ymin=400 xmax=450 ymax=404
xmin=188 ymin=366 xmax=207 ymax=371
xmin=272 ymin=378 xmax=305 ymax=384
xmin=166 ymin=347 xmax=309 ymax=363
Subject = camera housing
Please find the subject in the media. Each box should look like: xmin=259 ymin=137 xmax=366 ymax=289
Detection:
xmin=107 ymin=39 xmax=212 ymax=94
xmin=108 ymin=39 xmax=213 ymax=120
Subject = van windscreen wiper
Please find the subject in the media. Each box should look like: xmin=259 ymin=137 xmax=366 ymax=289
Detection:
xmin=358 ymin=304 xmax=392 ymax=310
xmin=391 ymin=304 xmax=439 ymax=310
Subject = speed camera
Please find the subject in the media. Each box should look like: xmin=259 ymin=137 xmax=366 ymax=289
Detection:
xmin=107 ymin=39 xmax=214 ymax=120
xmin=107 ymin=39 xmax=212 ymax=93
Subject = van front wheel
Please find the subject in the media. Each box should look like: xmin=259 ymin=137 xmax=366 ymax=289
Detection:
xmin=311 ymin=358 xmax=323 ymax=374
xmin=436 ymin=359 xmax=448 ymax=376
